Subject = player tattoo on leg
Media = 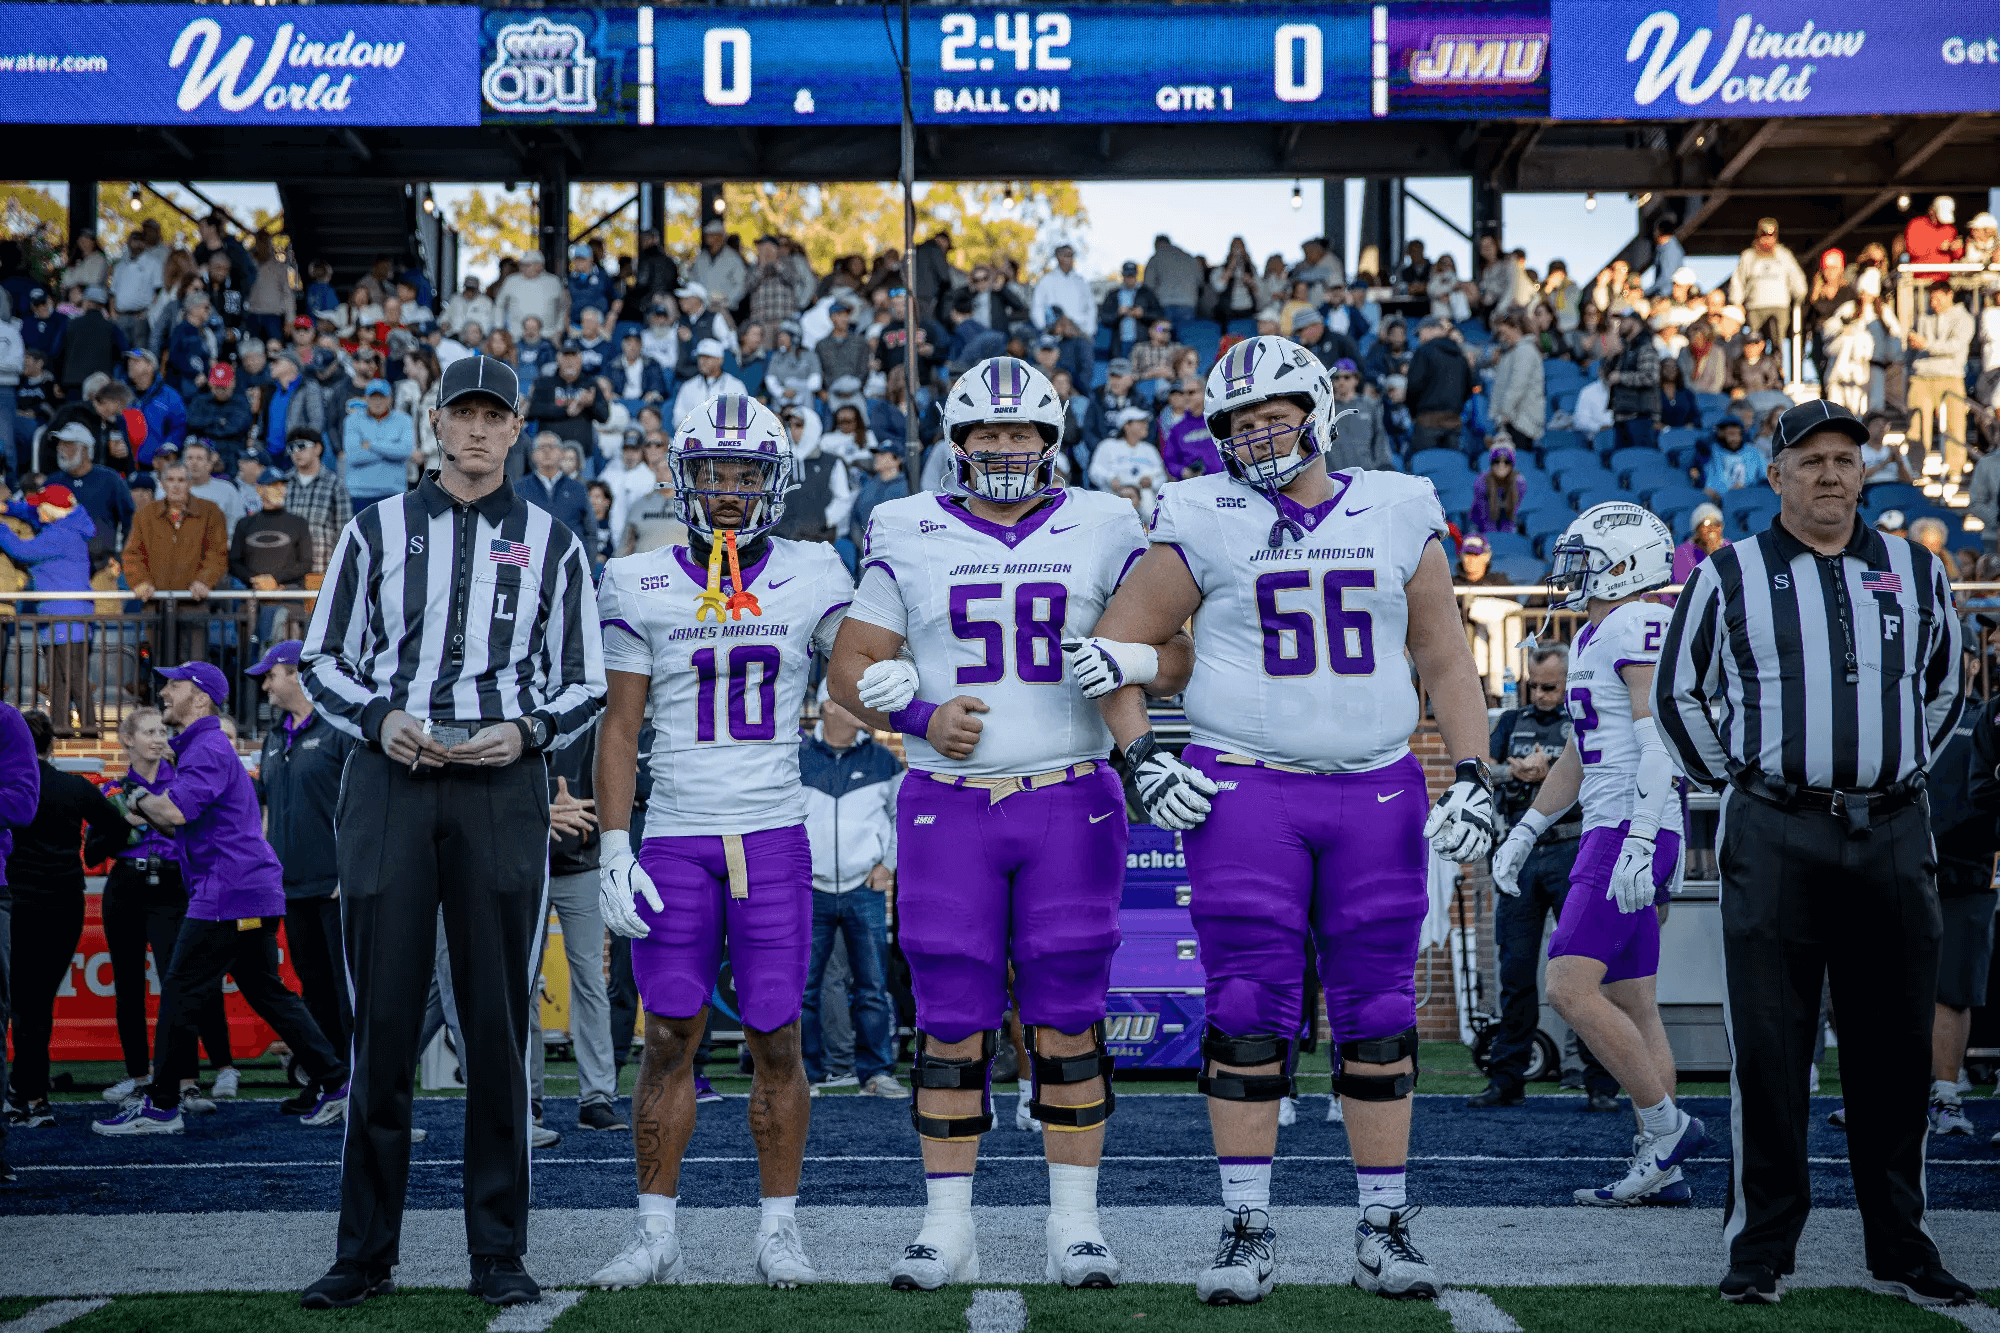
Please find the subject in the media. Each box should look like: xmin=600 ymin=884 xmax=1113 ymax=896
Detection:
xmin=634 ymin=1013 xmax=702 ymax=1198
xmin=743 ymin=1020 xmax=811 ymax=1198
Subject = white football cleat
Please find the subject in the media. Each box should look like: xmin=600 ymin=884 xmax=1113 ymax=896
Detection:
xmin=1326 ymin=1096 xmax=1345 ymax=1124
xmin=1277 ymin=1096 xmax=1297 ymax=1127
xmin=1045 ymin=1214 xmax=1120 ymax=1288
xmin=1014 ymin=1086 xmax=1041 ymax=1133
xmin=1353 ymin=1204 xmax=1440 ymax=1299
xmin=588 ymin=1223 xmax=686 ymax=1289
xmin=753 ymin=1218 xmax=819 ymax=1288
xmin=211 ymin=1067 xmax=241 ymax=1098
xmin=91 ymin=1096 xmax=184 ymax=1137
xmin=1930 ymin=1098 xmax=1976 ymax=1137
xmin=888 ymin=1217 xmax=979 ymax=1290
xmin=1195 ymin=1207 xmax=1277 ymax=1305
xmin=1576 ymin=1141 xmax=1693 ymax=1207
xmin=1612 ymin=1110 xmax=1707 ymax=1201
xmin=101 ymin=1077 xmax=142 ymax=1104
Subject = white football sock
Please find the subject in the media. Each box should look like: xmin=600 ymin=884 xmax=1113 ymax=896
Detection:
xmin=1932 ymin=1079 xmax=1962 ymax=1104
xmin=1219 ymin=1157 xmax=1272 ymax=1217
xmin=1357 ymin=1165 xmax=1407 ymax=1212
xmin=1048 ymin=1162 xmax=1099 ymax=1226
xmin=758 ymin=1194 xmax=798 ymax=1236
xmin=1637 ymin=1096 xmax=1682 ymax=1139
xmin=638 ymin=1194 xmax=677 ymax=1233
xmin=924 ymin=1173 xmax=974 ymax=1225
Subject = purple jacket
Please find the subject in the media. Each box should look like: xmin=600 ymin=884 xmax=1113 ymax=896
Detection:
xmin=106 ymin=763 xmax=178 ymax=862
xmin=0 ymin=704 xmax=41 ymax=887
xmin=166 ymin=715 xmax=284 ymax=921
xmin=1467 ymin=473 xmax=1526 ymax=534
xmin=1159 ymin=415 xmax=1223 ymax=480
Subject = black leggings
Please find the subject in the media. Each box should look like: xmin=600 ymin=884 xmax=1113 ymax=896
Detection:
xmin=101 ymin=860 xmax=233 ymax=1079
xmin=7 ymin=889 xmax=84 ymax=1102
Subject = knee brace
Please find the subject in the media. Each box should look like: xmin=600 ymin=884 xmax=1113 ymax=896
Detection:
xmin=1195 ymin=1026 xmax=1295 ymax=1102
xmin=1025 ymin=1021 xmax=1116 ymax=1131
xmin=910 ymin=1029 xmax=996 ymax=1141
xmin=1333 ymin=1026 xmax=1419 ymax=1102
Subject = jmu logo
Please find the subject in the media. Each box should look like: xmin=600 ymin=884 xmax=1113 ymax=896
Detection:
xmin=1409 ymin=34 xmax=1546 ymax=85
xmin=1104 ymin=1013 xmax=1158 ymax=1045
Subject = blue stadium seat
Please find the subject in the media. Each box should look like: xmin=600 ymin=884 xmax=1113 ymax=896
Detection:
xmin=1180 ymin=319 xmax=1222 ymax=372
xmin=1592 ymin=429 xmax=1619 ymax=458
xmin=1621 ymin=458 xmax=1683 ymax=490
xmin=1610 ymin=446 xmax=1662 ymax=475
xmin=1520 ymin=505 xmax=1576 ymax=537
xmin=1665 ymin=441 xmax=1707 ymax=474
xmin=1548 ymin=390 xmax=1579 ymax=417
xmin=1411 ymin=448 xmax=1471 ymax=477
xmin=1459 ymin=322 xmax=1492 ymax=346
xmin=1659 ymin=427 xmax=1701 ymax=454
xmin=1543 ymin=358 xmax=1584 ymax=386
xmin=1722 ymin=487 xmax=1780 ymax=536
xmin=1696 ymin=392 xmax=1731 ymax=422
xmin=1089 ymin=361 xmax=1108 ymax=390
xmin=1094 ymin=326 xmax=1114 ymax=356
xmin=1539 ymin=429 xmax=1586 ymax=455
xmin=1540 ymin=445 xmax=1595 ymax=476
xmin=1552 ymin=463 xmax=1612 ymax=493
xmin=1495 ymin=553 xmax=1547 ymax=585
xmin=1226 ymin=318 xmax=1258 ymax=339
xmin=1570 ymin=486 xmax=1625 ymax=512
xmin=1864 ymin=482 xmax=1926 ymax=512
xmin=1482 ymin=532 xmax=1536 ymax=561
xmin=1431 ymin=475 xmax=1477 ymax=507
xmin=1648 ymin=485 xmax=1709 ymax=529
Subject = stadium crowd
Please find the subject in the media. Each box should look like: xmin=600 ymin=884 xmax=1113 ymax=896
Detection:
xmin=0 ymin=192 xmax=1995 ymax=1270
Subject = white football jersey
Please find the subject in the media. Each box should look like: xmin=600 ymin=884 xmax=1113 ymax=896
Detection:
xmin=1566 ymin=598 xmax=1683 ymax=835
xmin=598 ymin=538 xmax=852 ymax=838
xmin=1150 ymin=469 xmax=1447 ymax=772
xmin=848 ymin=488 xmax=1147 ymax=778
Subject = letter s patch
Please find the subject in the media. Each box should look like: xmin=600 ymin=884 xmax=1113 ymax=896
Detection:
xmin=409 ymin=535 xmax=426 ymax=555
xmin=1772 ymin=573 xmax=1789 ymax=590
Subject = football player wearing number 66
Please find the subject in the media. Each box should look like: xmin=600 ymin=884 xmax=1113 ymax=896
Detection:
xmin=828 ymin=356 xmax=1190 ymax=1294
xmin=1486 ymin=502 xmax=1706 ymax=1210
xmin=1077 ymin=335 xmax=1496 ymax=1306
xmin=590 ymin=394 xmax=854 ymax=1292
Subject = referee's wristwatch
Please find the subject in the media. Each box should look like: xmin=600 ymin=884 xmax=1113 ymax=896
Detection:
xmin=513 ymin=713 xmax=552 ymax=754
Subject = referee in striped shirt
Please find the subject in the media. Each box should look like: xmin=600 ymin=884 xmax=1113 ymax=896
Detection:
xmin=297 ymin=354 xmax=606 ymax=1310
xmin=1654 ymin=400 xmax=1973 ymax=1309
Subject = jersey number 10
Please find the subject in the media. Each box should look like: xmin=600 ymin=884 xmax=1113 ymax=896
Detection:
xmin=1256 ymin=569 xmax=1376 ymax=677
xmin=692 ymin=645 xmax=781 ymax=742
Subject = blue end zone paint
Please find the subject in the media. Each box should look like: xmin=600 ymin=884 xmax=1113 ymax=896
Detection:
xmin=5 ymin=1095 xmax=1994 ymax=1215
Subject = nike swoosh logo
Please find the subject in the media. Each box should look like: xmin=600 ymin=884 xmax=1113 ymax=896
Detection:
xmin=767 ymin=576 xmax=794 ymax=589
xmin=1376 ymin=791 xmax=1403 ymax=803
xmin=1344 ymin=506 xmax=1373 ymax=517
xmin=1050 ymin=524 xmax=1078 ymax=535
xmin=1089 ymin=811 xmax=1114 ymax=823
xmin=1224 ymin=1176 xmax=1258 ymax=1186
xmin=1359 ymin=1256 xmax=1382 ymax=1275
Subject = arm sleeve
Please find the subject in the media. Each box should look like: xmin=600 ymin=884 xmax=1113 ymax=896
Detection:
xmin=165 ymin=741 xmax=231 ymax=823
xmin=596 ymin=565 xmax=654 ymax=676
xmin=1921 ymin=550 xmax=1965 ymax=760
xmin=1392 ymin=479 xmax=1451 ymax=582
xmin=1652 ymin=559 xmax=1731 ymax=788
xmin=299 ymin=516 xmax=392 ymax=743
xmin=848 ymin=533 xmax=909 ymax=637
xmin=0 ymin=706 xmax=40 ymax=828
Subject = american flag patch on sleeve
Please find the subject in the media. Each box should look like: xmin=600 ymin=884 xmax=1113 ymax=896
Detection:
xmin=489 ymin=538 xmax=533 ymax=568
xmin=1860 ymin=571 xmax=1902 ymax=594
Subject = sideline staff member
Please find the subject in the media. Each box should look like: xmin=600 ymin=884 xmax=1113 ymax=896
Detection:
xmin=298 ymin=355 xmax=606 ymax=1309
xmin=1655 ymin=400 xmax=1972 ymax=1308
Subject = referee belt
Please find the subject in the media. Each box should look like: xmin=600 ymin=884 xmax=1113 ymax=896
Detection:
xmin=927 ymin=761 xmax=1098 ymax=806
xmin=1730 ymin=771 xmax=1923 ymax=838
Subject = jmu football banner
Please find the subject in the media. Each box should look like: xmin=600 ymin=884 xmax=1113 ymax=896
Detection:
xmin=1552 ymin=0 xmax=2000 ymax=118
xmin=0 ymin=3 xmax=482 ymax=125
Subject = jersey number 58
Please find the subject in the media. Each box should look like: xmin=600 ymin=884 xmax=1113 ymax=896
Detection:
xmin=951 ymin=581 xmax=1069 ymax=685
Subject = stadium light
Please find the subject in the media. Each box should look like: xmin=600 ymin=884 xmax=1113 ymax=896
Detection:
xmin=127 ymin=184 xmax=142 ymax=212
xmin=1898 ymin=194 xmax=1911 ymax=211
xmin=1965 ymin=514 xmax=1985 ymax=530
xmin=1923 ymin=481 xmax=1944 ymax=498
xmin=1290 ymin=181 xmax=1302 ymax=210
xmin=1924 ymin=452 xmax=1946 ymax=476
xmin=1585 ymin=192 xmax=1597 ymax=212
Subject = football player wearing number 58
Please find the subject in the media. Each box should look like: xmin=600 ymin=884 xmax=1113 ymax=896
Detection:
xmin=1080 ymin=335 xmax=1496 ymax=1306
xmin=829 ymin=357 xmax=1190 ymax=1294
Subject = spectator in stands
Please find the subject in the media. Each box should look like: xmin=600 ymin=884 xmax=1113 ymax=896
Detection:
xmin=243 ymin=237 xmax=293 ymax=346
xmin=1905 ymin=196 xmax=1964 ymax=266
xmin=799 ymin=687 xmax=904 ymax=1097
xmin=1607 ymin=311 xmax=1662 ymax=451
xmin=1728 ymin=218 xmax=1807 ymax=360
xmin=1657 ymin=356 xmax=1700 ymax=430
xmin=1909 ymin=281 xmax=1975 ymax=476
xmin=1569 ymin=364 xmax=1614 ymax=439
xmin=160 ymin=294 xmax=215 ymax=401
xmin=1088 ymin=406 xmax=1167 ymax=513
xmin=109 ymin=232 xmax=161 ymax=351
xmin=495 ymin=251 xmax=566 ymax=339
xmin=125 ymin=349 xmax=187 ymax=457
xmin=1453 ymin=533 xmax=1508 ymax=587
xmin=1969 ymin=442 xmax=2000 ymax=550
xmin=1145 ymin=234 xmax=1203 ymax=327
xmin=279 ymin=428 xmax=349 ymax=581
xmin=1031 ymin=244 xmax=1094 ymax=337
xmin=181 ymin=440 xmax=252 ymax=540
xmin=1672 ymin=502 xmax=1728 ymax=590
xmin=624 ymin=229 xmax=678 ymax=319
xmin=668 ymin=339 xmax=745 ymax=432
xmin=185 ymin=364 xmax=252 ymax=471
xmin=1407 ymin=316 xmax=1471 ymax=455
xmin=849 ymin=440 xmax=909 ymax=561
xmin=1130 ymin=319 xmax=1184 ymax=402
xmin=1905 ymin=515 xmax=1950 ymax=560
xmin=515 ymin=432 xmax=595 ymax=546
xmin=1100 ymin=262 xmax=1163 ymax=358
xmin=816 ymin=298 xmax=869 ymax=391
xmin=732 ymin=323 xmax=770 ymax=400
xmin=514 ymin=314 xmax=557 ymax=384
xmin=522 ymin=347 xmax=605 ymax=459
xmin=619 ymin=449 xmax=683 ymax=556
xmin=229 ymin=474 xmax=312 ymax=638
xmin=690 ymin=219 xmax=749 ymax=311
xmin=1646 ymin=217 xmax=1685 ymax=298
xmin=1568 ymin=302 xmax=1618 ymax=367
xmin=1292 ymin=235 xmax=1345 ymax=305
xmin=1488 ymin=312 xmax=1545 ymax=451
xmin=570 ymin=307 xmax=612 ymax=375
xmin=1157 ymin=378 xmax=1221 ymax=479
xmin=743 ymin=236 xmax=806 ymax=338
xmin=1679 ymin=318 xmax=1728 ymax=396
xmin=876 ymin=287 xmax=946 ymax=387
xmin=1363 ymin=317 xmax=1411 ymax=387
xmin=767 ymin=320 xmax=822 ymax=406
xmin=1315 ymin=362 xmax=1385 ymax=474
xmin=1806 ymin=250 xmax=1857 ymax=391
xmin=443 ymin=276 xmax=494 ymax=339
xmin=1211 ymin=239 xmax=1261 ymax=324
xmin=1729 ymin=331 xmax=1787 ymax=412
xmin=1289 ymin=307 xmax=1361 ymax=374
xmin=50 ymin=424 xmax=132 ymax=566
xmin=338 ymin=379 xmax=413 ymax=513
xmin=60 ymin=232 xmax=107 ymax=295
xmin=0 ymin=483 xmax=97 ymax=729
xmin=1469 ymin=444 xmax=1526 ymax=535
xmin=1700 ymin=417 xmax=1765 ymax=500
xmin=566 ymin=244 xmax=613 ymax=328
xmin=95 ymin=662 xmax=350 ymax=1139
xmin=607 ymin=332 xmax=668 ymax=413
xmin=5 ymin=707 xmax=118 ymax=1129
xmin=1860 ymin=411 xmax=1916 ymax=488
xmin=1474 ymin=234 xmax=1518 ymax=322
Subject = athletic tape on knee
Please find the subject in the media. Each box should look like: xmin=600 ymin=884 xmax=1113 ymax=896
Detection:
xmin=910 ymin=1029 xmax=996 ymax=1141
xmin=1334 ymin=1026 xmax=1419 ymax=1101
xmin=1025 ymin=1021 xmax=1116 ymax=1130
xmin=1196 ymin=1025 xmax=1295 ymax=1102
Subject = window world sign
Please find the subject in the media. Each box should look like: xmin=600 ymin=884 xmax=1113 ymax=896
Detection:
xmin=0 ymin=4 xmax=481 ymax=124
xmin=1552 ymin=0 xmax=2000 ymax=117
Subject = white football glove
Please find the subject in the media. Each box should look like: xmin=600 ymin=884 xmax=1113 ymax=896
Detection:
xmin=1125 ymin=733 xmax=1218 ymax=831
xmin=1488 ymin=826 xmax=1534 ymax=897
xmin=856 ymin=658 xmax=920 ymax=713
xmin=598 ymin=829 xmax=662 ymax=940
xmin=1608 ymin=832 xmax=1658 ymax=914
xmin=1423 ymin=760 xmax=1498 ymax=863
xmin=1061 ymin=637 xmax=1159 ymax=700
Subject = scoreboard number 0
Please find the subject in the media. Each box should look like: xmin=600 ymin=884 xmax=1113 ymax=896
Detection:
xmin=1274 ymin=23 xmax=1324 ymax=103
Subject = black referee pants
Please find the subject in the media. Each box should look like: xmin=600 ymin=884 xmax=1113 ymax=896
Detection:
xmin=1717 ymin=789 xmax=1941 ymax=1277
xmin=335 ymin=748 xmax=550 ymax=1266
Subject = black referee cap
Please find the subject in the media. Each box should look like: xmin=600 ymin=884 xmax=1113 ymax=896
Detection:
xmin=438 ymin=355 xmax=521 ymax=411
xmin=1772 ymin=399 xmax=1869 ymax=454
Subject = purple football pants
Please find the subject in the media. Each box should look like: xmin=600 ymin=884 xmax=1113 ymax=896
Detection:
xmin=897 ymin=767 xmax=1127 ymax=1043
xmin=1549 ymin=822 xmax=1681 ymax=984
xmin=632 ymin=825 xmax=813 ymax=1032
xmin=1182 ymin=746 xmax=1429 ymax=1044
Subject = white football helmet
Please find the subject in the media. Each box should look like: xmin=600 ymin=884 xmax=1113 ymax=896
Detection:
xmin=941 ymin=356 xmax=1065 ymax=501
xmin=1202 ymin=336 xmax=1341 ymax=543
xmin=670 ymin=393 xmax=795 ymax=540
xmin=1547 ymin=502 xmax=1674 ymax=611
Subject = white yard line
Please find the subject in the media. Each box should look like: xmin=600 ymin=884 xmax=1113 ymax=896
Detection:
xmin=964 ymin=1289 xmax=1027 ymax=1333
xmin=485 ymin=1289 xmax=583 ymax=1333
xmin=0 ymin=1299 xmax=111 ymax=1333
xmin=1438 ymin=1288 xmax=1524 ymax=1333
xmin=1936 ymin=1303 xmax=2000 ymax=1333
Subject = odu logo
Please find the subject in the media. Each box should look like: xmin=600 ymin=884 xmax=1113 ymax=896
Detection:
xmin=1216 ymin=496 xmax=1247 ymax=509
xmin=484 ymin=18 xmax=597 ymax=115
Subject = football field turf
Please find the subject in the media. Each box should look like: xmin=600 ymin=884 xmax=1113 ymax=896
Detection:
xmin=5 ymin=1046 xmax=1995 ymax=1331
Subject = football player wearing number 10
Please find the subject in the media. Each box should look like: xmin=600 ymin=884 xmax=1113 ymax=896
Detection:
xmin=1487 ymin=503 xmax=1706 ymax=1210
xmin=1077 ymin=335 xmax=1498 ymax=1305
xmin=591 ymin=395 xmax=854 ymax=1292
xmin=829 ymin=357 xmax=1190 ymax=1293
